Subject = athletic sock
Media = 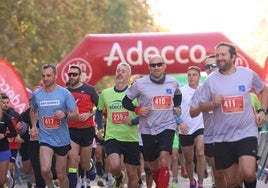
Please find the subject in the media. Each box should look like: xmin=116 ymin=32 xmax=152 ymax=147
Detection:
xmin=244 ymin=179 xmax=257 ymax=188
xmin=157 ymin=166 xmax=170 ymax=188
xmin=68 ymin=168 xmax=78 ymax=188
xmin=152 ymin=169 xmax=160 ymax=186
xmin=96 ymin=161 xmax=103 ymax=176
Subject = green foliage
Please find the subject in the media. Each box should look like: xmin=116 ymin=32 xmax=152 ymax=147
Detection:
xmin=0 ymin=0 xmax=157 ymax=89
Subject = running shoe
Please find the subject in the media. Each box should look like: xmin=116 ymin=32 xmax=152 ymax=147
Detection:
xmin=171 ymin=181 xmax=178 ymax=188
xmin=97 ymin=176 xmax=106 ymax=187
xmin=76 ymin=177 xmax=82 ymax=188
xmin=85 ymin=177 xmax=91 ymax=188
xmin=88 ymin=159 xmax=96 ymax=181
xmin=6 ymin=171 xmax=14 ymax=188
xmin=111 ymin=171 xmax=125 ymax=188
xmin=138 ymin=178 xmax=143 ymax=187
xmin=190 ymin=179 xmax=197 ymax=188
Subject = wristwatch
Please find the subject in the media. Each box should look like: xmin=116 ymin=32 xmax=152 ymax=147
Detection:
xmin=257 ymin=108 xmax=267 ymax=114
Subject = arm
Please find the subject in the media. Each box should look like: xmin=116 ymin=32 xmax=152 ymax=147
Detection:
xmin=30 ymin=108 xmax=38 ymax=129
xmin=131 ymin=116 xmax=139 ymax=125
xmin=199 ymin=94 xmax=223 ymax=112
xmin=5 ymin=114 xmax=17 ymax=138
xmin=95 ymin=109 xmax=103 ymax=130
xmin=189 ymin=106 xmax=201 ymax=118
xmin=65 ymin=108 xmax=79 ymax=120
xmin=256 ymin=86 xmax=268 ymax=126
xmin=122 ymin=95 xmax=150 ymax=116
xmin=95 ymin=109 xmax=104 ymax=140
xmin=173 ymin=93 xmax=182 ymax=107
xmin=122 ymin=95 xmax=136 ymax=111
xmin=91 ymin=87 xmax=99 ymax=107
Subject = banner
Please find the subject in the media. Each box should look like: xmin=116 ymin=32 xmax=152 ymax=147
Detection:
xmin=56 ymin=32 xmax=263 ymax=86
xmin=0 ymin=60 xmax=29 ymax=113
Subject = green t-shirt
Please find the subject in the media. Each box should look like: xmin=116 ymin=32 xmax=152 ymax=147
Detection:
xmin=98 ymin=86 xmax=138 ymax=142
xmin=250 ymin=92 xmax=260 ymax=111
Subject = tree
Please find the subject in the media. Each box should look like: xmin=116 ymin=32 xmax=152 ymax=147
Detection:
xmin=0 ymin=0 xmax=158 ymax=89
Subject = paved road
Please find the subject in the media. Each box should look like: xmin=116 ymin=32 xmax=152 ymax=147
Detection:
xmin=15 ymin=169 xmax=268 ymax=188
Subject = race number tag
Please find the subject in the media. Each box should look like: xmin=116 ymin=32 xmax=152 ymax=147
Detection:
xmin=42 ymin=116 xmax=60 ymax=129
xmin=152 ymin=96 xmax=172 ymax=110
xmin=221 ymin=95 xmax=244 ymax=114
xmin=112 ymin=112 xmax=129 ymax=124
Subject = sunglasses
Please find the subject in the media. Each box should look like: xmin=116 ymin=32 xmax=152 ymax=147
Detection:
xmin=205 ymin=63 xmax=217 ymax=70
xmin=149 ymin=62 xmax=164 ymax=68
xmin=68 ymin=72 xmax=79 ymax=77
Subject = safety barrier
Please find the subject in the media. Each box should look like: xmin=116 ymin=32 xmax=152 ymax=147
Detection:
xmin=257 ymin=131 xmax=268 ymax=183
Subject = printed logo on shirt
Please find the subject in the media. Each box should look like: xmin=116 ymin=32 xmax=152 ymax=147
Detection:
xmin=40 ymin=100 xmax=60 ymax=106
xmin=166 ymin=88 xmax=172 ymax=94
xmin=109 ymin=100 xmax=124 ymax=110
xmin=238 ymin=85 xmax=245 ymax=92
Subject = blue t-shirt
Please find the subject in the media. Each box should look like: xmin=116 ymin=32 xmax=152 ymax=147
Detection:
xmin=31 ymin=85 xmax=76 ymax=147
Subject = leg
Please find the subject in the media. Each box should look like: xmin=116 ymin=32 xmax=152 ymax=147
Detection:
xmin=144 ymin=161 xmax=153 ymax=188
xmin=208 ymin=157 xmax=226 ymax=188
xmin=28 ymin=141 xmax=46 ymax=188
xmin=0 ymin=159 xmax=9 ymax=187
xmin=171 ymin=147 xmax=179 ymax=187
xmin=55 ymin=153 xmax=69 ymax=188
xmin=108 ymin=153 xmax=122 ymax=178
xmin=240 ymin=155 xmax=257 ymax=187
xmin=126 ymin=163 xmax=138 ymax=188
xmin=195 ymin=134 xmax=205 ymax=186
xmin=148 ymin=151 xmax=170 ymax=188
xmin=224 ymin=163 xmax=243 ymax=187
xmin=39 ymin=145 xmax=54 ymax=187
xmin=67 ymin=141 xmax=80 ymax=188
xmin=137 ymin=151 xmax=144 ymax=187
xmin=80 ymin=144 xmax=93 ymax=171
xmin=181 ymin=145 xmax=195 ymax=182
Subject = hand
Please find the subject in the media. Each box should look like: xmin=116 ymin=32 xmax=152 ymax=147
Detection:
xmin=256 ymin=111 xmax=266 ymax=127
xmin=16 ymin=122 xmax=23 ymax=131
xmin=213 ymin=94 xmax=224 ymax=105
xmin=54 ymin=110 xmax=66 ymax=119
xmin=173 ymin=107 xmax=181 ymax=115
xmin=79 ymin=112 xmax=94 ymax=122
xmin=178 ymin=122 xmax=189 ymax=134
xmin=29 ymin=127 xmax=38 ymax=138
xmin=121 ymin=117 xmax=132 ymax=126
xmin=138 ymin=107 xmax=150 ymax=117
xmin=96 ymin=129 xmax=104 ymax=140
xmin=0 ymin=133 xmax=5 ymax=140
xmin=15 ymin=135 xmax=24 ymax=143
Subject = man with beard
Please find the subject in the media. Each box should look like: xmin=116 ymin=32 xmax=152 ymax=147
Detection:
xmin=30 ymin=64 xmax=79 ymax=188
xmin=199 ymin=42 xmax=268 ymax=188
xmin=66 ymin=65 xmax=98 ymax=188
xmin=95 ymin=62 xmax=140 ymax=188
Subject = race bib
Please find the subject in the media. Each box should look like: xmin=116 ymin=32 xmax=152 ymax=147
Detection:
xmin=112 ymin=112 xmax=129 ymax=124
xmin=152 ymin=96 xmax=172 ymax=110
xmin=42 ymin=116 xmax=60 ymax=129
xmin=221 ymin=95 xmax=244 ymax=114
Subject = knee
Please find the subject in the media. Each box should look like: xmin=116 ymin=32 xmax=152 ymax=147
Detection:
xmin=242 ymin=171 xmax=256 ymax=182
xmin=68 ymin=154 xmax=80 ymax=167
xmin=41 ymin=167 xmax=51 ymax=177
xmin=195 ymin=149 xmax=205 ymax=159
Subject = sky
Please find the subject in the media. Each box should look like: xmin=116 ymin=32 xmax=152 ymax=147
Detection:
xmin=147 ymin=0 xmax=263 ymax=54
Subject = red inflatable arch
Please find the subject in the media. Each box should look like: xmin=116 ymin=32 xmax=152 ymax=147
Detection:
xmin=56 ymin=32 xmax=262 ymax=86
